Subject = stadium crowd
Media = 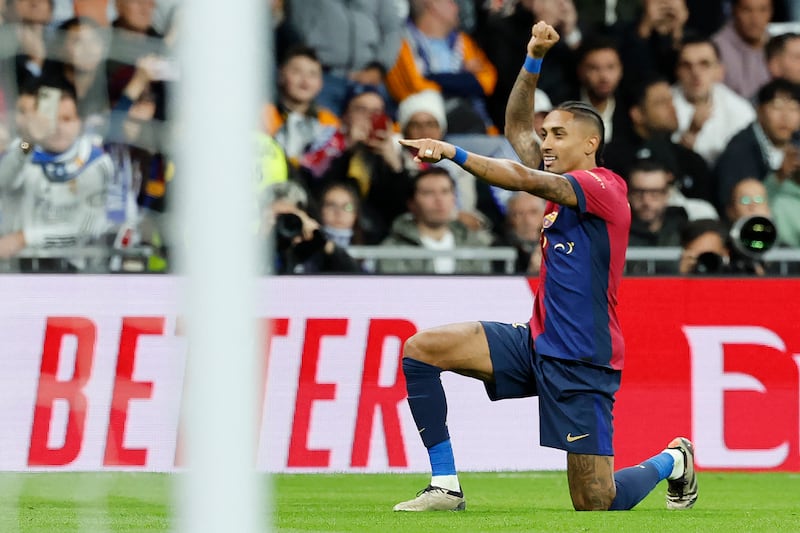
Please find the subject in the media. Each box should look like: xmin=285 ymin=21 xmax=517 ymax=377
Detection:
xmin=0 ymin=0 xmax=799 ymax=274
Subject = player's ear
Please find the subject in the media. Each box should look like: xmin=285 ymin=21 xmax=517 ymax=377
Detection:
xmin=584 ymin=133 xmax=600 ymax=156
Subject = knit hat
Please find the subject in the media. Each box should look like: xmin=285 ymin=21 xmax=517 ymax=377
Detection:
xmin=397 ymin=90 xmax=448 ymax=135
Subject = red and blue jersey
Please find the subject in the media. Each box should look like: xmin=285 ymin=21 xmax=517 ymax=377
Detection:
xmin=530 ymin=167 xmax=631 ymax=370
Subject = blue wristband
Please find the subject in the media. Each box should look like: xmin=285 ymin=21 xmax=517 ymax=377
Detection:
xmin=523 ymin=56 xmax=543 ymax=74
xmin=452 ymin=146 xmax=468 ymax=165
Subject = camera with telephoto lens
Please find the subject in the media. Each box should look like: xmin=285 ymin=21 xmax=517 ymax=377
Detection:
xmin=692 ymin=215 xmax=777 ymax=274
xmin=274 ymin=212 xmax=304 ymax=251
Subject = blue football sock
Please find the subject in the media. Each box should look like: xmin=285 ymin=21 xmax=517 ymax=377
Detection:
xmin=428 ymin=440 xmax=457 ymax=476
xmin=609 ymin=452 xmax=674 ymax=510
xmin=402 ymin=357 xmax=450 ymax=449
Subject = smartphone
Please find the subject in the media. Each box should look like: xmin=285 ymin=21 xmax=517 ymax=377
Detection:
xmin=150 ymin=57 xmax=180 ymax=81
xmin=36 ymin=86 xmax=61 ymax=134
xmin=370 ymin=112 xmax=389 ymax=139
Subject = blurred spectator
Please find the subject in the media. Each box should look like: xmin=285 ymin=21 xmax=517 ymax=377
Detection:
xmin=396 ymin=89 xmax=504 ymax=233
xmin=106 ymin=0 xmax=168 ymax=120
xmin=726 ymin=177 xmax=771 ymax=225
xmin=618 ymin=0 xmax=689 ymax=85
xmin=495 ymin=191 xmax=544 ymax=275
xmin=7 ymin=0 xmax=59 ymax=91
xmin=0 ymin=86 xmax=114 ymax=271
xmin=263 ymin=45 xmax=341 ymax=180
xmin=771 ymin=164 xmax=800 ymax=247
xmin=378 ymin=166 xmax=493 ymax=274
xmin=712 ymin=0 xmax=772 ymax=99
xmin=573 ymin=0 xmax=640 ymax=34
xmin=386 ymin=0 xmax=498 ymax=134
xmin=317 ymin=181 xmax=365 ymax=248
xmin=481 ymin=0 xmax=579 ymax=127
xmin=605 ymin=76 xmax=715 ymax=205
xmin=266 ymin=181 xmax=361 ymax=274
xmin=766 ymin=32 xmax=800 ymax=84
xmin=672 ymin=36 xmax=756 ymax=166
xmin=678 ymin=218 xmax=731 ymax=274
xmin=685 ymin=0 xmax=729 ymax=37
xmin=627 ymin=158 xmax=688 ymax=247
xmin=41 ymin=16 xmax=109 ymax=132
xmin=573 ymin=36 xmax=625 ymax=143
xmin=287 ymin=0 xmax=402 ymax=116
xmin=270 ymin=0 xmax=301 ymax=66
xmin=715 ymin=78 xmax=800 ymax=209
xmin=316 ymin=83 xmax=410 ymax=243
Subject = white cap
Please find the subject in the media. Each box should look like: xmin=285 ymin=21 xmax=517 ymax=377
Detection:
xmin=397 ymin=90 xmax=448 ymax=135
xmin=535 ymin=88 xmax=553 ymax=113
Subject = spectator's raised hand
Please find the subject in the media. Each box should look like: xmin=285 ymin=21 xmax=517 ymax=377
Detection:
xmin=17 ymin=23 xmax=46 ymax=66
xmin=0 ymin=231 xmax=26 ymax=259
xmin=364 ymin=116 xmax=402 ymax=171
xmin=557 ymin=0 xmax=578 ymax=38
xmin=528 ymin=21 xmax=560 ymax=59
xmin=778 ymin=145 xmax=800 ymax=182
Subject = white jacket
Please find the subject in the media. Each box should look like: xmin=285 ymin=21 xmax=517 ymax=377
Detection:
xmin=0 ymin=137 xmax=115 ymax=249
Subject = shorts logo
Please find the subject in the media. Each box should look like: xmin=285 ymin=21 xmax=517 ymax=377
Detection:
xmin=511 ymin=322 xmax=528 ymax=329
xmin=566 ymin=433 xmax=590 ymax=443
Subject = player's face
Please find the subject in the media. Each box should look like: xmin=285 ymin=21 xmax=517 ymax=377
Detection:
xmin=539 ymin=110 xmax=597 ymax=173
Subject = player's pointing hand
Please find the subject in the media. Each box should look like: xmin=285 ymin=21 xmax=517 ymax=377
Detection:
xmin=399 ymin=138 xmax=456 ymax=163
xmin=528 ymin=21 xmax=560 ymax=59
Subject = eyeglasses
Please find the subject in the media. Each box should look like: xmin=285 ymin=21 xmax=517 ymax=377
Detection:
xmin=322 ymin=202 xmax=355 ymax=213
xmin=737 ymin=195 xmax=766 ymax=206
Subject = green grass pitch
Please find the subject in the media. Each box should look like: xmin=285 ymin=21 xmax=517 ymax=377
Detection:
xmin=0 ymin=472 xmax=798 ymax=532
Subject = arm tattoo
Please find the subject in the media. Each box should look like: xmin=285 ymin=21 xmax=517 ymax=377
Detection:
xmin=530 ymin=174 xmax=577 ymax=207
xmin=505 ymin=71 xmax=542 ymax=169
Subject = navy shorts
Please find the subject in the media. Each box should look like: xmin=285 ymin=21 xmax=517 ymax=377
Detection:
xmin=481 ymin=321 xmax=621 ymax=456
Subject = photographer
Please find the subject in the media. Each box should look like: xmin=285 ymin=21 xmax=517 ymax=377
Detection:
xmin=678 ymin=217 xmax=775 ymax=275
xmin=265 ymin=182 xmax=361 ymax=275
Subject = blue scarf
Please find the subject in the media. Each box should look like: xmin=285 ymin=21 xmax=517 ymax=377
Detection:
xmin=31 ymin=136 xmax=104 ymax=183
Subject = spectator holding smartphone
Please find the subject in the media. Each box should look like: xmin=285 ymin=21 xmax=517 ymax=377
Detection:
xmin=0 ymin=85 xmax=115 ymax=271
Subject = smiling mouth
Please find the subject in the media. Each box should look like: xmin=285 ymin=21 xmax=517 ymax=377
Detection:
xmin=543 ymin=155 xmax=556 ymax=168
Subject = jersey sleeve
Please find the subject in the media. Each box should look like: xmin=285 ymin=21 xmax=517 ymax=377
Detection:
xmin=564 ymin=169 xmax=628 ymax=223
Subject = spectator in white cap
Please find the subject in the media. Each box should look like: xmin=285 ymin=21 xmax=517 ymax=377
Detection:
xmin=396 ymin=89 xmax=503 ymax=234
xmin=533 ymin=88 xmax=553 ymax=135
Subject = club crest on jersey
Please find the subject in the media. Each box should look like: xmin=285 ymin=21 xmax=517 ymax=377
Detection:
xmin=543 ymin=211 xmax=559 ymax=229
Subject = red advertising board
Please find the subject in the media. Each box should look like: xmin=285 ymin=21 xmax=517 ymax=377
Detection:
xmin=0 ymin=276 xmax=797 ymax=473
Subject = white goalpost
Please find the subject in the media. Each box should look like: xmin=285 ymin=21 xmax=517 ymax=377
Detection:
xmin=175 ymin=0 xmax=269 ymax=531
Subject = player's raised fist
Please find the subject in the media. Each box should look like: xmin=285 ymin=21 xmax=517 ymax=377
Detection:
xmin=527 ymin=21 xmax=560 ymax=59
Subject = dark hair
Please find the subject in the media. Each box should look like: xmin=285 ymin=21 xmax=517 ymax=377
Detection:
xmin=409 ymin=166 xmax=455 ymax=199
xmin=628 ymin=157 xmax=669 ymax=177
xmin=629 ymin=75 xmax=670 ymax=109
xmin=58 ymin=15 xmax=102 ymax=32
xmin=755 ymin=77 xmax=800 ymax=105
xmin=553 ymin=100 xmax=606 ymax=164
xmin=280 ymin=44 xmax=321 ymax=67
xmin=679 ymin=34 xmax=722 ymax=61
xmin=575 ymin=35 xmax=620 ymax=66
xmin=679 ymin=218 xmax=726 ymax=248
xmin=766 ymin=32 xmax=800 ymax=61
